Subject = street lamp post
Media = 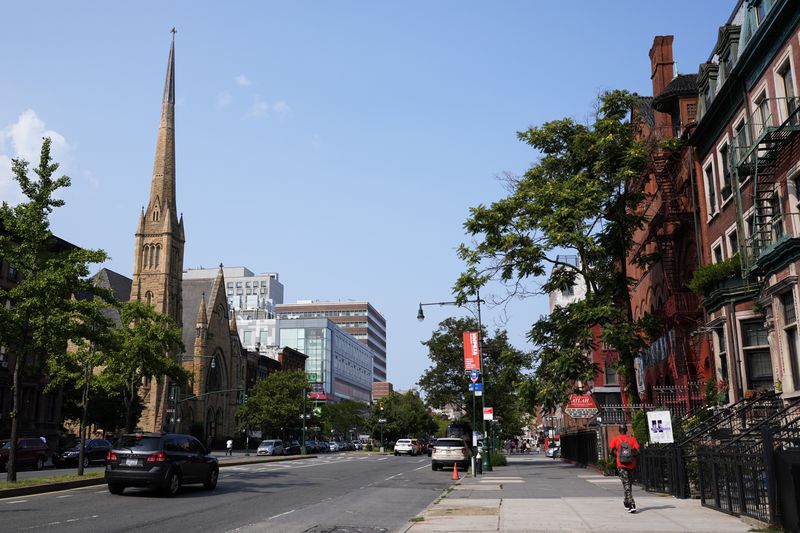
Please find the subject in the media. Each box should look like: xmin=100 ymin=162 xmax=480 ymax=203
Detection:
xmin=417 ymin=290 xmax=492 ymax=472
xmin=300 ymin=388 xmax=309 ymax=455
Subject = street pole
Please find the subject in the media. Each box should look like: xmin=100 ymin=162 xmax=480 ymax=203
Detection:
xmin=477 ymin=290 xmax=492 ymax=472
xmin=171 ymin=382 xmax=179 ymax=433
xmin=301 ymin=388 xmax=307 ymax=455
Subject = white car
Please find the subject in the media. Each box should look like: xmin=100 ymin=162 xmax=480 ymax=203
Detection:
xmin=393 ymin=438 xmax=416 ymax=456
xmin=256 ymin=439 xmax=284 ymax=456
xmin=430 ymin=437 xmax=472 ymax=471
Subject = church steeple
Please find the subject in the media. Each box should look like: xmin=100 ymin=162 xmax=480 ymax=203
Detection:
xmin=147 ymin=29 xmax=178 ymax=226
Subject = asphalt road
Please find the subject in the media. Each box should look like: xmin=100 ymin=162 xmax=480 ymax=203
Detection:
xmin=0 ymin=453 xmax=453 ymax=532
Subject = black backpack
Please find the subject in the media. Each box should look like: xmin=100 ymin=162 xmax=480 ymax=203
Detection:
xmin=618 ymin=437 xmax=634 ymax=464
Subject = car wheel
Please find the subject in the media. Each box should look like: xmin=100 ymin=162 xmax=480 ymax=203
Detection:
xmin=82 ymin=456 xmax=90 ymax=468
xmin=394 ymin=451 xmax=398 ymax=456
xmin=431 ymin=462 xmax=438 ymax=471
xmin=108 ymin=483 xmax=125 ymax=495
xmin=163 ymin=470 xmax=182 ymax=496
xmin=203 ymin=467 xmax=219 ymax=490
xmin=34 ymin=457 xmax=44 ymax=471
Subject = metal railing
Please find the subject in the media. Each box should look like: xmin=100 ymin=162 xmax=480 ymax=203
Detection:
xmin=730 ymin=96 xmax=800 ymax=170
xmin=560 ymin=430 xmax=599 ymax=466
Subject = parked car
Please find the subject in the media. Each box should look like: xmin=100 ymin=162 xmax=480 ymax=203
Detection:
xmin=352 ymin=440 xmax=362 ymax=451
xmin=329 ymin=441 xmax=340 ymax=452
xmin=546 ymin=445 xmax=561 ymax=458
xmin=430 ymin=437 xmax=472 ymax=471
xmin=393 ymin=438 xmax=417 ymax=456
xmin=0 ymin=437 xmax=50 ymax=472
xmin=427 ymin=438 xmax=437 ymax=457
xmin=256 ymin=439 xmax=285 ymax=456
xmin=104 ymin=432 xmax=218 ymax=496
xmin=284 ymin=440 xmax=302 ymax=455
xmin=54 ymin=439 xmax=113 ymax=468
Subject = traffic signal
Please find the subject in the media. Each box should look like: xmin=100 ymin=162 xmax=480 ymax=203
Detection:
xmin=379 ymin=401 xmax=384 ymax=411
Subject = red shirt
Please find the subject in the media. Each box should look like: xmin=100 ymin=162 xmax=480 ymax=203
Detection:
xmin=609 ymin=434 xmax=640 ymax=469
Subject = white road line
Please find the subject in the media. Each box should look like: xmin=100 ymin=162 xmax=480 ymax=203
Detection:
xmin=377 ymin=457 xmax=388 ymax=461
xmin=268 ymin=509 xmax=296 ymax=520
xmin=95 ymin=489 xmax=107 ymax=493
xmin=412 ymin=465 xmax=429 ymax=471
xmin=7 ymin=500 xmax=29 ymax=504
xmin=56 ymin=495 xmax=74 ymax=499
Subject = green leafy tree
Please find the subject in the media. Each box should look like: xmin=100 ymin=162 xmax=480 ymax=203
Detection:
xmin=46 ymin=296 xmax=116 ymax=475
xmin=100 ymin=300 xmax=188 ymax=432
xmin=455 ymin=90 xmax=657 ymax=409
xmin=417 ymin=317 xmax=533 ymax=438
xmin=366 ymin=392 xmax=436 ymax=444
xmin=0 ymin=138 xmax=108 ymax=482
xmin=237 ymin=370 xmax=309 ymax=439
xmin=320 ymin=399 xmax=368 ymax=440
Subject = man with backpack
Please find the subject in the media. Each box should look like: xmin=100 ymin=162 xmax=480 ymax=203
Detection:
xmin=609 ymin=424 xmax=640 ymax=513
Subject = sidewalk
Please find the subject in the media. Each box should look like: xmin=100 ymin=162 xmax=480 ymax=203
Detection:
xmin=404 ymin=455 xmax=753 ymax=533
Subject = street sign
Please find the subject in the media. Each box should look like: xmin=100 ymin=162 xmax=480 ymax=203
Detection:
xmin=468 ymin=383 xmax=483 ymax=392
xmin=462 ymin=331 xmax=481 ymax=371
xmin=378 ymin=418 xmax=387 ymax=423
xmin=483 ymin=407 xmax=494 ymax=421
xmin=469 ymin=369 xmax=480 ymax=383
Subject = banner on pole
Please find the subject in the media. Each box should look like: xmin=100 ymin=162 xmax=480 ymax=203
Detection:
xmin=462 ymin=331 xmax=480 ymax=371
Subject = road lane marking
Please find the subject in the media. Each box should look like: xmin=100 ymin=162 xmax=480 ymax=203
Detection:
xmin=56 ymin=495 xmax=73 ymax=498
xmin=268 ymin=509 xmax=296 ymax=520
xmin=412 ymin=465 xmax=429 ymax=471
xmin=21 ymin=515 xmax=99 ymax=530
xmin=7 ymin=500 xmax=29 ymax=504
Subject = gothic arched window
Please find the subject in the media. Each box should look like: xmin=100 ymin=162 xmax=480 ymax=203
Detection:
xmin=155 ymin=245 xmax=161 ymax=269
xmin=145 ymin=291 xmax=153 ymax=305
xmin=142 ymin=244 xmax=149 ymax=269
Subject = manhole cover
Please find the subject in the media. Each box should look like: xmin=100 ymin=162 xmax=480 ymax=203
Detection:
xmin=304 ymin=527 xmax=388 ymax=533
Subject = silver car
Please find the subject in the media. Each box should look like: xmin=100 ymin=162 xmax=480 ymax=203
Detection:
xmin=256 ymin=439 xmax=285 ymax=456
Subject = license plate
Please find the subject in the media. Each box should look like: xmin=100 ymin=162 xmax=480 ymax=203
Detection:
xmin=125 ymin=458 xmax=140 ymax=467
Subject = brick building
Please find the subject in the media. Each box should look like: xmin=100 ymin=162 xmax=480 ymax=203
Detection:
xmin=690 ymin=0 xmax=800 ymax=402
xmin=627 ymin=37 xmax=708 ymax=408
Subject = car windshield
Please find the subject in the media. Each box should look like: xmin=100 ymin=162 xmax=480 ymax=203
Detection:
xmin=260 ymin=441 xmax=275 ymax=446
xmin=397 ymin=439 xmax=411 ymax=444
xmin=116 ymin=436 xmax=161 ymax=451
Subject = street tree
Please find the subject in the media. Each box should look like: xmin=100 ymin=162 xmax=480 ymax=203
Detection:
xmin=100 ymin=300 xmax=188 ymax=432
xmin=46 ymin=295 xmax=116 ymax=475
xmin=366 ymin=391 xmax=436 ymax=444
xmin=0 ymin=138 xmax=108 ymax=482
xmin=320 ymin=399 xmax=368 ymax=440
xmin=417 ymin=317 xmax=533 ymax=437
xmin=455 ymin=90 xmax=658 ymax=409
xmin=237 ymin=370 xmax=309 ymax=439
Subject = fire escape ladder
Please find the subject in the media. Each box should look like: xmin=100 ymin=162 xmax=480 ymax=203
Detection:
xmin=731 ymin=97 xmax=800 ymax=275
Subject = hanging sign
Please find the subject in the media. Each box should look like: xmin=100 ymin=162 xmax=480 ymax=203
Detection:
xmin=483 ymin=407 xmax=494 ymax=421
xmin=462 ymin=331 xmax=481 ymax=371
xmin=564 ymin=394 xmax=598 ymax=419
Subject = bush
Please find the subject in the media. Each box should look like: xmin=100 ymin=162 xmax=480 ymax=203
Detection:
xmin=490 ymin=452 xmax=507 ymax=467
xmin=688 ymin=254 xmax=740 ymax=296
xmin=596 ymin=456 xmax=616 ymax=476
xmin=632 ymin=410 xmax=649 ymax=446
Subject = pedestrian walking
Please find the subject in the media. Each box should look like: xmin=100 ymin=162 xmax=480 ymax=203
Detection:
xmin=226 ymin=437 xmax=234 ymax=456
xmin=609 ymin=424 xmax=640 ymax=513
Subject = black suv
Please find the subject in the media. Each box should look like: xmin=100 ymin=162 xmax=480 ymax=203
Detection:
xmin=105 ymin=433 xmax=218 ymax=496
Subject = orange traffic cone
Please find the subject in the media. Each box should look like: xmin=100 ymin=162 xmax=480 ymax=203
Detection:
xmin=452 ymin=463 xmax=459 ymax=480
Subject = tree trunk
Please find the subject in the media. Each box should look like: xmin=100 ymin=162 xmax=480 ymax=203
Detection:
xmin=6 ymin=354 xmax=20 ymax=482
xmin=77 ymin=360 xmax=91 ymax=476
xmin=124 ymin=381 xmax=135 ymax=433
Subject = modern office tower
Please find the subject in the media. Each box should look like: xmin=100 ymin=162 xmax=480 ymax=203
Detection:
xmin=276 ymin=300 xmax=387 ymax=382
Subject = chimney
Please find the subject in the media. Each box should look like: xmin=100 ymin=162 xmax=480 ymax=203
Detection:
xmin=650 ymin=36 xmax=675 ymax=99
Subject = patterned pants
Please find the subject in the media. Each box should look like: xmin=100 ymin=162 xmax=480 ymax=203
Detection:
xmin=619 ymin=467 xmax=635 ymax=508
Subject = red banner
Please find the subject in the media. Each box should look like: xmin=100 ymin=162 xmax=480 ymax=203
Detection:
xmin=462 ymin=331 xmax=480 ymax=371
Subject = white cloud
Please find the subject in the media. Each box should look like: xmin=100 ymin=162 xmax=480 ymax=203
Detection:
xmin=235 ymin=74 xmax=253 ymax=87
xmin=217 ymin=91 xmax=232 ymax=108
xmin=245 ymin=97 xmax=291 ymax=120
xmin=0 ymin=110 xmax=71 ymax=205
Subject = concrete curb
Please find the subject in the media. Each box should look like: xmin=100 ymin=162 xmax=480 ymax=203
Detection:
xmin=0 ymin=454 xmax=319 ymax=499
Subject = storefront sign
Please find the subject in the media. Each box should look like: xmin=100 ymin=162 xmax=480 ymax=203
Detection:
xmin=564 ymin=394 xmax=598 ymax=419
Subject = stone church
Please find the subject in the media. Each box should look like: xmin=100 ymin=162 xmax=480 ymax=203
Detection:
xmin=132 ymin=32 xmax=245 ymax=445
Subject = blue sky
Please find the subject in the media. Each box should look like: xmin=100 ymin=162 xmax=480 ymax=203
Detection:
xmin=1 ymin=1 xmax=734 ymax=391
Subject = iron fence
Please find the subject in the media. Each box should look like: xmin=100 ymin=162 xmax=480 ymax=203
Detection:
xmin=560 ymin=430 xmax=598 ymax=466
xmin=696 ymin=397 xmax=800 ymax=527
